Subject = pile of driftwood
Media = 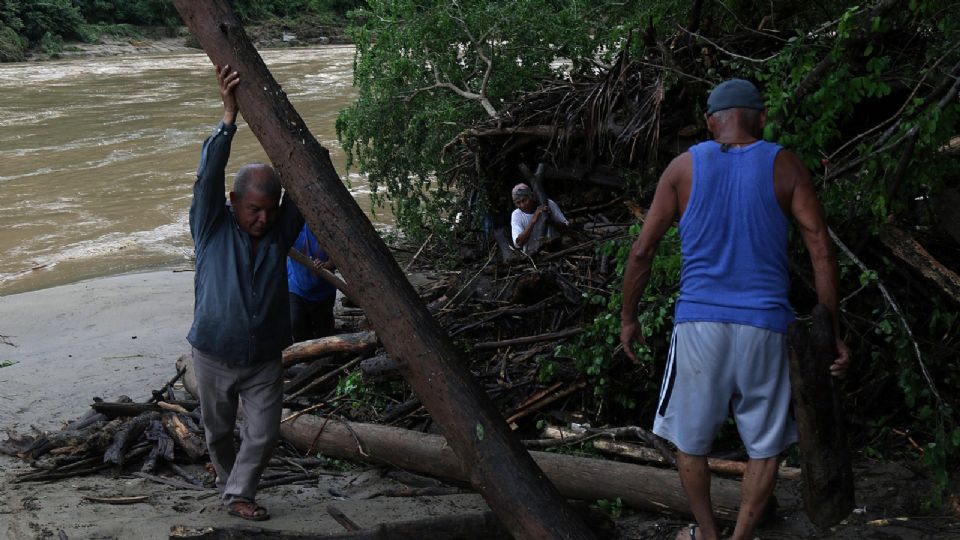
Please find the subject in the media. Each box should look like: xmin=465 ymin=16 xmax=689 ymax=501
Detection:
xmin=0 ymin=367 xmax=331 ymax=493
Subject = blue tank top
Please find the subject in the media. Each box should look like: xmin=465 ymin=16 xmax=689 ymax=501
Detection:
xmin=674 ymin=140 xmax=794 ymax=333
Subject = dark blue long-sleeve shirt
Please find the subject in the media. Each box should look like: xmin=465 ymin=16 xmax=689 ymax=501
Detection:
xmin=186 ymin=122 xmax=304 ymax=365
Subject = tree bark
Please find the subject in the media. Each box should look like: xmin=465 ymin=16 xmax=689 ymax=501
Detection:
xmin=171 ymin=3 xmax=593 ymax=538
xmin=280 ymin=415 xmax=743 ymax=521
xmin=787 ymin=304 xmax=855 ymax=528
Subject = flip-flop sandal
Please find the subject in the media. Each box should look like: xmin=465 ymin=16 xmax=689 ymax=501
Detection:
xmin=228 ymin=501 xmax=270 ymax=521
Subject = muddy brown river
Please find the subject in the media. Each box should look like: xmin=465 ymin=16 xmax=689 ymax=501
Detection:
xmin=0 ymin=46 xmax=382 ymax=296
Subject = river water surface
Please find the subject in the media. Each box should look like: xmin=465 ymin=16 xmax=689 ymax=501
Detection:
xmin=0 ymin=45 xmax=381 ymax=296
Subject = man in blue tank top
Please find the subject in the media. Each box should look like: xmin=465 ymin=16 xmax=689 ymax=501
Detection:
xmin=620 ymin=79 xmax=851 ymax=540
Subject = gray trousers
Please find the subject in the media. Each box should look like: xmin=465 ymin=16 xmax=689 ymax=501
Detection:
xmin=192 ymin=348 xmax=283 ymax=505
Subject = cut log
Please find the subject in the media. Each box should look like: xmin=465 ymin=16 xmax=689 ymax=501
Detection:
xmin=288 ymin=247 xmax=356 ymax=302
xmin=282 ymin=332 xmax=378 ymax=368
xmin=787 ymin=304 xmax=855 ymax=528
xmin=281 ymin=416 xmax=743 ymax=521
xmin=169 ymin=511 xmax=509 ymax=539
xmin=172 ymin=3 xmax=596 ymax=537
xmin=161 ymin=412 xmax=207 ymax=461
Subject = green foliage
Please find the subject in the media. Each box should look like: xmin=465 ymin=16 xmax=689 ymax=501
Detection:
xmin=337 ymin=0 xmax=646 ymax=238
xmin=553 ymin=224 xmax=680 ymax=419
xmin=38 ymin=30 xmax=62 ymax=54
xmin=592 ymin=497 xmax=624 ymax=519
xmin=0 ymin=0 xmax=362 ymax=60
xmin=0 ymin=23 xmax=25 ymax=61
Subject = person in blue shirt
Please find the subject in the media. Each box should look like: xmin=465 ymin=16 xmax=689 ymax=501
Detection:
xmin=620 ymin=79 xmax=851 ymax=540
xmin=187 ymin=65 xmax=303 ymax=522
xmin=287 ymin=224 xmax=338 ymax=341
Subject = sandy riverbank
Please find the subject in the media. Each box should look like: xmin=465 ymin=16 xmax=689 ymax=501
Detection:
xmin=0 ymin=270 xmax=195 ymax=433
xmin=0 ymin=270 xmax=488 ymax=540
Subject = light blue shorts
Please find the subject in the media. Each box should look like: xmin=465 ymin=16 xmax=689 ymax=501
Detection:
xmin=652 ymin=322 xmax=797 ymax=459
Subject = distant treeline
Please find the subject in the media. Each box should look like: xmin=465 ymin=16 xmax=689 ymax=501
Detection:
xmin=0 ymin=0 xmax=365 ymax=61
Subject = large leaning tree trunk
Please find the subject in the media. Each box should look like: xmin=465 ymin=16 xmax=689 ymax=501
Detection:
xmin=171 ymin=2 xmax=595 ymax=539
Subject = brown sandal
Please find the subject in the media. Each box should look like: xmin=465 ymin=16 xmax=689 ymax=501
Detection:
xmin=228 ymin=501 xmax=270 ymax=521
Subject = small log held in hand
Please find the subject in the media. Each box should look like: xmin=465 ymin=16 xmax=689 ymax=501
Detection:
xmin=787 ymin=304 xmax=855 ymax=528
xmin=281 ymin=416 xmax=743 ymax=521
xmin=282 ymin=332 xmax=378 ymax=368
xmin=161 ymin=412 xmax=207 ymax=461
xmin=288 ymin=247 xmax=356 ymax=302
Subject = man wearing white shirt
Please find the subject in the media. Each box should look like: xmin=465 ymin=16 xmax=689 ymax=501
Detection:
xmin=510 ymin=183 xmax=569 ymax=252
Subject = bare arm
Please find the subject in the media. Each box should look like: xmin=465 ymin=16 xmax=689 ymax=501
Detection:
xmin=619 ymin=154 xmax=686 ymax=363
xmin=782 ymin=150 xmax=851 ymax=377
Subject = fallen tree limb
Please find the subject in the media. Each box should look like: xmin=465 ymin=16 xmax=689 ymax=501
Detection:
xmin=281 ymin=415 xmax=742 ymax=521
xmin=879 ymin=225 xmax=960 ymax=306
xmin=282 ymin=332 xmax=378 ymax=368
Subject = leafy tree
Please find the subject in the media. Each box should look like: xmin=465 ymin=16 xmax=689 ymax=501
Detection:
xmin=336 ymin=0 xmax=647 ymax=237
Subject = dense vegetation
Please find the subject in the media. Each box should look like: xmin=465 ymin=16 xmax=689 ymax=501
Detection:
xmin=337 ymin=0 xmax=960 ymax=502
xmin=0 ymin=0 xmax=363 ymax=61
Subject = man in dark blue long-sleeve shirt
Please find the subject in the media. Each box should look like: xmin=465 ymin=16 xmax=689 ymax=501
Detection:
xmin=187 ymin=65 xmax=303 ymax=521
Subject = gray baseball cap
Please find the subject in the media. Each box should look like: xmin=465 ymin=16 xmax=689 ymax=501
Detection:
xmin=706 ymin=79 xmax=765 ymax=115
